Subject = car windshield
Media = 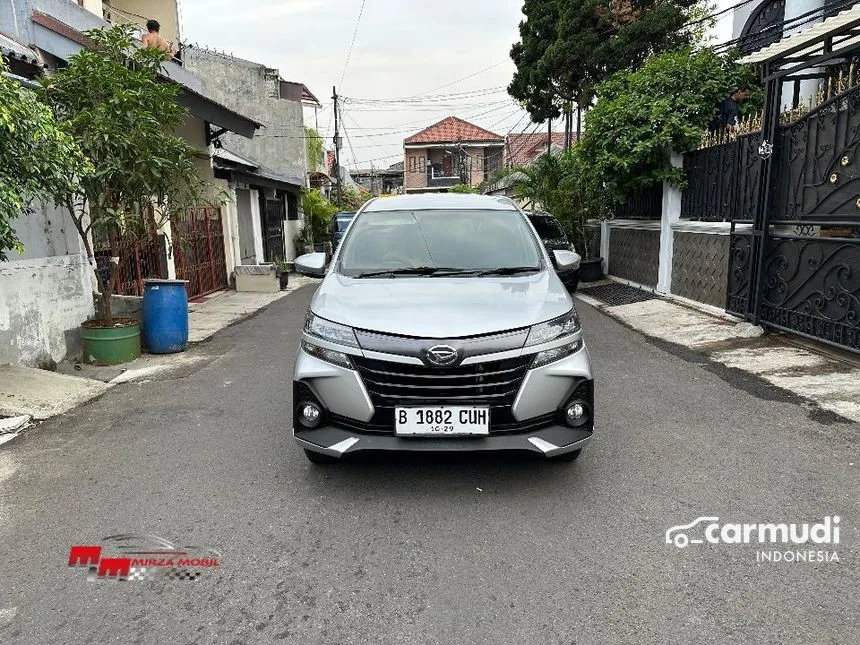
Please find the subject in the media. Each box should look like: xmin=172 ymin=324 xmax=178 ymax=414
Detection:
xmin=529 ymin=215 xmax=566 ymax=239
xmin=338 ymin=209 xmax=543 ymax=276
xmin=333 ymin=214 xmax=354 ymax=232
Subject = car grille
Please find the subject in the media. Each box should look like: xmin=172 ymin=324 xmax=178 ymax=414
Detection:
xmin=346 ymin=354 xmax=540 ymax=435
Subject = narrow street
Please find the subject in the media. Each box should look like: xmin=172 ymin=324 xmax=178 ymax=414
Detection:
xmin=0 ymin=285 xmax=856 ymax=644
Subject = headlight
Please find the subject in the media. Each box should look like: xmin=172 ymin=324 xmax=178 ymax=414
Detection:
xmin=525 ymin=309 xmax=580 ymax=346
xmin=304 ymin=312 xmax=359 ymax=347
xmin=302 ymin=340 xmax=353 ymax=369
xmin=532 ymin=339 xmax=583 ymax=368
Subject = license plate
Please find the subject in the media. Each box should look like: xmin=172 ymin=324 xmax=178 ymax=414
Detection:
xmin=395 ymin=406 xmax=490 ymax=436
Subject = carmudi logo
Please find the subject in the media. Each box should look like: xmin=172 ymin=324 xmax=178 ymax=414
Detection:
xmin=665 ymin=516 xmax=841 ymax=563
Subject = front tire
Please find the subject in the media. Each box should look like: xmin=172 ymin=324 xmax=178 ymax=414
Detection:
xmin=549 ymin=449 xmax=582 ymax=462
xmin=304 ymin=449 xmax=339 ymax=464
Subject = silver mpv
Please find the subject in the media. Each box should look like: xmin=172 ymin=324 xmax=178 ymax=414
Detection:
xmin=293 ymin=194 xmax=593 ymax=464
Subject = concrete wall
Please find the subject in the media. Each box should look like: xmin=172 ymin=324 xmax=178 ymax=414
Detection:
xmin=671 ymin=231 xmax=730 ymax=308
xmin=106 ymin=0 xmax=180 ymax=48
xmin=607 ymin=226 xmax=661 ymax=287
xmin=0 ymin=203 xmax=94 ymax=367
xmin=12 ymin=201 xmax=81 ymax=261
xmin=466 ymin=145 xmax=493 ymax=186
xmin=175 ymin=113 xmax=215 ymax=186
xmin=182 ymin=49 xmax=307 ymax=183
xmin=80 ymin=0 xmax=103 ymax=18
xmin=235 ymin=189 xmax=257 ymax=264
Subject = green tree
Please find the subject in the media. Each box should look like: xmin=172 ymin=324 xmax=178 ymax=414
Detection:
xmin=578 ymin=47 xmax=759 ymax=196
xmin=302 ymin=188 xmax=337 ymax=243
xmin=41 ymin=25 xmax=212 ymax=324
xmin=336 ymin=185 xmax=371 ymax=211
xmin=0 ymin=58 xmax=90 ymax=260
xmin=509 ymin=0 xmax=701 ymax=122
xmin=508 ymin=150 xmax=612 ymax=258
xmin=449 ymin=183 xmax=477 ymax=194
xmin=305 ymin=127 xmax=324 ymax=171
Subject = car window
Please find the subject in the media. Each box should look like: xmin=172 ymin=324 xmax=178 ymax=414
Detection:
xmin=338 ymin=209 xmax=543 ymax=274
xmin=528 ymin=215 xmax=566 ymax=239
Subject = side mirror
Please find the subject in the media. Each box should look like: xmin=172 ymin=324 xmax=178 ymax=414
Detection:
xmin=294 ymin=252 xmax=327 ymax=277
xmin=552 ymin=249 xmax=581 ymax=274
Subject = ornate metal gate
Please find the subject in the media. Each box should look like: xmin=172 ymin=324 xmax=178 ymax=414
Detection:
xmin=171 ymin=206 xmax=229 ymax=299
xmin=724 ymin=65 xmax=860 ymax=353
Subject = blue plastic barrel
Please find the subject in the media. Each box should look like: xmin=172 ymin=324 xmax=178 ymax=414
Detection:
xmin=142 ymin=279 xmax=189 ymax=354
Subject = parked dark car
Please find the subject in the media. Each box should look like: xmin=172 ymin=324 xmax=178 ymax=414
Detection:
xmin=527 ymin=210 xmax=580 ymax=292
xmin=330 ymin=211 xmax=356 ymax=250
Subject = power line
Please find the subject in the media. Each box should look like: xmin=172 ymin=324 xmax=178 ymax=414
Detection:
xmin=485 ymin=106 xmax=528 ymax=131
xmin=341 ymin=117 xmax=359 ymax=169
xmin=407 ymin=60 xmax=509 ymax=98
xmin=338 ymin=0 xmax=367 ymax=89
xmin=345 ymin=86 xmax=509 ymax=104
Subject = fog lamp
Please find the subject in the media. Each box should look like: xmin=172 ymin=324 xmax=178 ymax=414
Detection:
xmin=565 ymin=401 xmax=589 ymax=427
xmin=298 ymin=402 xmax=323 ymax=428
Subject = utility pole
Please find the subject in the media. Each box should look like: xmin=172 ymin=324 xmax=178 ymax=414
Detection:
xmin=332 ymin=86 xmax=343 ymax=206
xmin=547 ymin=119 xmax=551 ymax=155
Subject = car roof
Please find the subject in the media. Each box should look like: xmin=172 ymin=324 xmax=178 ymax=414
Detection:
xmin=361 ymin=193 xmax=519 ymax=212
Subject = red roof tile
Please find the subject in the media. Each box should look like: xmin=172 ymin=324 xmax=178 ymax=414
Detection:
xmin=405 ymin=116 xmax=504 ymax=144
xmin=505 ymin=132 xmax=575 ymax=167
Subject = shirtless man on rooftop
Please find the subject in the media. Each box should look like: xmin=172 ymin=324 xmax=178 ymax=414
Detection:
xmin=141 ymin=19 xmax=172 ymax=56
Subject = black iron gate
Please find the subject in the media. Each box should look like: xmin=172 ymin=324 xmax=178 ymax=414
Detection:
xmin=723 ymin=70 xmax=860 ymax=353
xmin=261 ymin=193 xmax=286 ymax=263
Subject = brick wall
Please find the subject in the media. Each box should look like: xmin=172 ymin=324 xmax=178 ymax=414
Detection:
xmin=404 ymin=148 xmax=427 ymax=190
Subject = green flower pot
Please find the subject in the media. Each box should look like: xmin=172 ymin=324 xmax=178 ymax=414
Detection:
xmin=81 ymin=318 xmax=141 ymax=365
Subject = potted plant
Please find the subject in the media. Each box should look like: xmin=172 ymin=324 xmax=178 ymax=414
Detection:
xmin=274 ymin=258 xmax=291 ymax=290
xmin=559 ymin=149 xmax=606 ymax=282
xmin=41 ymin=25 xmax=212 ymax=364
xmin=302 ymin=188 xmax=336 ymax=253
xmin=295 ymin=226 xmax=314 ymax=255
xmin=507 ymin=150 xmax=605 ymax=281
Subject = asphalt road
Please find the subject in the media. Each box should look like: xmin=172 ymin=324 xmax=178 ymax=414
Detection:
xmin=1 ymin=284 xmax=858 ymax=645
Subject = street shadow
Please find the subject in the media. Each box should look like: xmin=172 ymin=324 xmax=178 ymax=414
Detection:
xmin=293 ymin=449 xmax=590 ymax=498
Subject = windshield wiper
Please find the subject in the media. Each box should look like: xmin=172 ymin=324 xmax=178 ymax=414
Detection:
xmin=475 ymin=266 xmax=540 ymax=277
xmin=354 ymin=267 xmax=457 ymax=278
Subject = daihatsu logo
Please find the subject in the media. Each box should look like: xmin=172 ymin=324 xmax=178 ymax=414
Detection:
xmin=425 ymin=345 xmax=459 ymax=366
xmin=665 ymin=516 xmax=841 ymax=563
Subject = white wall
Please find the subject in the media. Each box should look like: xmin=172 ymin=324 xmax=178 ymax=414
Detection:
xmin=249 ymin=189 xmax=264 ymax=264
xmin=0 ymin=203 xmax=94 ymax=367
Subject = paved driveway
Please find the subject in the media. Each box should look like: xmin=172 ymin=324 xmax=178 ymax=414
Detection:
xmin=0 ymin=285 xmax=857 ymax=644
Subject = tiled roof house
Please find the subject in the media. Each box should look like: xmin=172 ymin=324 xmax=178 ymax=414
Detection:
xmin=403 ymin=116 xmax=504 ymax=192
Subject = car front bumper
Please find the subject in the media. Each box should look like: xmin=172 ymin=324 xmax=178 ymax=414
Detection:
xmin=292 ymin=340 xmax=594 ymax=459
xmin=295 ymin=423 xmax=592 ymax=458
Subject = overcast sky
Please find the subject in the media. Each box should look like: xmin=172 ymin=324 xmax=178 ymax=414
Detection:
xmin=180 ymin=1 xmax=738 ymax=170
xmin=180 ymin=0 xmax=535 ymax=170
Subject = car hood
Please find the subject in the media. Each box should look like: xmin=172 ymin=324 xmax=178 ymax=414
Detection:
xmin=310 ymin=271 xmax=572 ymax=338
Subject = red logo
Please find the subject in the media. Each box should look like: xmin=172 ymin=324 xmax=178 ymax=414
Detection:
xmin=68 ymin=534 xmax=221 ymax=582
